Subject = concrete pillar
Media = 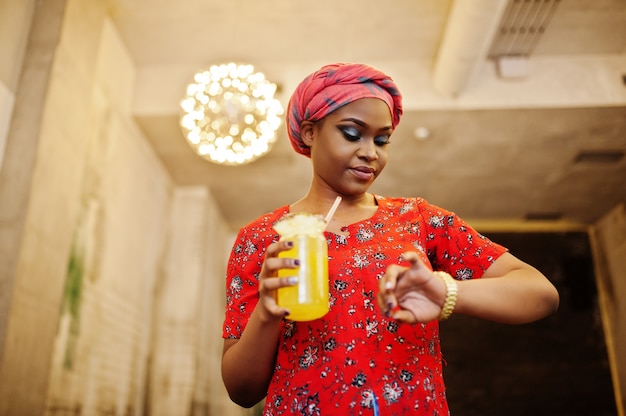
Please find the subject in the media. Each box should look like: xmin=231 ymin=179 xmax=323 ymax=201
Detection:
xmin=432 ymin=0 xmax=508 ymax=96
xmin=0 ymin=1 xmax=68 ymax=414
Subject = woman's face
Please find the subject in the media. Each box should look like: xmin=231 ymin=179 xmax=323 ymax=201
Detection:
xmin=304 ymin=98 xmax=394 ymax=196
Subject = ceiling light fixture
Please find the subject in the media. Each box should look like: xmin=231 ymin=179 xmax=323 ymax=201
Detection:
xmin=180 ymin=63 xmax=284 ymax=166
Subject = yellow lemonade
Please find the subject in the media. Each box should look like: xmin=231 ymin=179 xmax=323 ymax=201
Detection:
xmin=274 ymin=214 xmax=329 ymax=321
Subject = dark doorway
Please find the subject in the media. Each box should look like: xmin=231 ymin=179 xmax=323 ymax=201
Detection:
xmin=441 ymin=231 xmax=617 ymax=416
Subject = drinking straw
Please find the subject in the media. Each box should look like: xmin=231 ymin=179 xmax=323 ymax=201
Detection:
xmin=324 ymin=196 xmax=342 ymax=224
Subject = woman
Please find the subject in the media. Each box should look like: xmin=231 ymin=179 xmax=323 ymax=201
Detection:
xmin=221 ymin=63 xmax=559 ymax=415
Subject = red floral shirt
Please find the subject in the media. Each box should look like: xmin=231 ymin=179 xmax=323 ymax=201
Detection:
xmin=223 ymin=196 xmax=507 ymax=415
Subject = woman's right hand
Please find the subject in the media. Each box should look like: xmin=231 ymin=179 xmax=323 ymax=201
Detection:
xmin=257 ymin=239 xmax=300 ymax=321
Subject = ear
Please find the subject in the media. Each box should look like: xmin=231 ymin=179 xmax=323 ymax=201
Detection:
xmin=300 ymin=121 xmax=315 ymax=147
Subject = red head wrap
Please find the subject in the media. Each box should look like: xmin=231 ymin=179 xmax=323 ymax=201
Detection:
xmin=286 ymin=63 xmax=403 ymax=157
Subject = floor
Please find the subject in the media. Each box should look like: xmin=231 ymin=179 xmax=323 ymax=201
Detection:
xmin=440 ymin=232 xmax=618 ymax=416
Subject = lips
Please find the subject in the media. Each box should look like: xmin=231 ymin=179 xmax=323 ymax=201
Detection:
xmin=350 ymin=166 xmax=376 ymax=181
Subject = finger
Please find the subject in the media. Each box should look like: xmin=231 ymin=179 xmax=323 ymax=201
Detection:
xmin=265 ymin=239 xmax=295 ymax=259
xmin=400 ymin=251 xmax=425 ymax=269
xmin=259 ymin=275 xmax=299 ymax=292
xmin=378 ymin=263 xmax=410 ymax=315
xmin=380 ymin=264 xmax=406 ymax=293
xmin=263 ymin=256 xmax=300 ymax=275
xmin=261 ymin=240 xmax=299 ymax=278
xmin=261 ymin=298 xmax=292 ymax=318
xmin=376 ymin=290 xmax=398 ymax=316
xmin=259 ymin=296 xmax=289 ymax=318
xmin=390 ymin=308 xmax=417 ymax=324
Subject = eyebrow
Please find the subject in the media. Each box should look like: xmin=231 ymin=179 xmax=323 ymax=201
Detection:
xmin=339 ymin=117 xmax=393 ymax=132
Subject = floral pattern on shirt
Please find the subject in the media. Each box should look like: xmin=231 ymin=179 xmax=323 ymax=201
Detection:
xmin=223 ymin=196 xmax=507 ymax=415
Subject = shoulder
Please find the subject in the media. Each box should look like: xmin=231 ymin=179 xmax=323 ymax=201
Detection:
xmin=235 ymin=205 xmax=290 ymax=240
xmin=375 ymin=195 xmax=442 ymax=216
xmin=229 ymin=206 xmax=290 ymax=262
xmin=375 ymin=195 xmax=472 ymax=231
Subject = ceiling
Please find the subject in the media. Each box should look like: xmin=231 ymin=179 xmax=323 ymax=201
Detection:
xmin=108 ymin=0 xmax=626 ymax=232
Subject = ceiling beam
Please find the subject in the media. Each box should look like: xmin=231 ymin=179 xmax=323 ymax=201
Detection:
xmin=432 ymin=0 xmax=508 ymax=97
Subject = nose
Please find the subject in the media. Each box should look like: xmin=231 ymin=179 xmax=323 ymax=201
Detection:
xmin=357 ymin=138 xmax=378 ymax=161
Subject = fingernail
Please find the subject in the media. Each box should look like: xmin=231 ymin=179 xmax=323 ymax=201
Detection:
xmin=293 ymin=259 xmax=300 ymax=266
xmin=287 ymin=276 xmax=298 ymax=285
xmin=385 ymin=281 xmax=393 ymax=290
xmin=286 ymin=241 xmax=294 ymax=248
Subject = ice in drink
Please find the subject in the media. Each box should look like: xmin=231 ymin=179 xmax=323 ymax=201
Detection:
xmin=274 ymin=213 xmax=329 ymax=321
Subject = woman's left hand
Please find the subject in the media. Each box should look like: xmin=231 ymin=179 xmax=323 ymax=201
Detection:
xmin=377 ymin=252 xmax=448 ymax=323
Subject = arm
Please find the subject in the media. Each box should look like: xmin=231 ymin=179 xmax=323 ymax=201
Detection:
xmin=454 ymin=252 xmax=559 ymax=324
xmin=221 ymin=310 xmax=281 ymax=407
xmin=221 ymin=239 xmax=298 ymax=407
xmin=378 ymin=251 xmax=559 ymax=325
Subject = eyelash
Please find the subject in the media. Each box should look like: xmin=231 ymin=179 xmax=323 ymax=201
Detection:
xmin=339 ymin=127 xmax=390 ymax=146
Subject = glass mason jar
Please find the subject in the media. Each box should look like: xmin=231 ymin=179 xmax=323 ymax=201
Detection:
xmin=273 ymin=213 xmax=329 ymax=321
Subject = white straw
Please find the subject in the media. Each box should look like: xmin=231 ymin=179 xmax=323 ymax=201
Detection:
xmin=324 ymin=196 xmax=342 ymax=224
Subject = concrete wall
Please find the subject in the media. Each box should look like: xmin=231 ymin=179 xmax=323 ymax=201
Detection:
xmin=591 ymin=203 xmax=626 ymax=415
xmin=148 ymin=187 xmax=236 ymax=415
xmin=0 ymin=1 xmax=244 ymax=415
xmin=42 ymin=10 xmax=172 ymax=414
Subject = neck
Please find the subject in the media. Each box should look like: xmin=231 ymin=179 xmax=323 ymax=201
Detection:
xmin=290 ymin=188 xmax=376 ymax=218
